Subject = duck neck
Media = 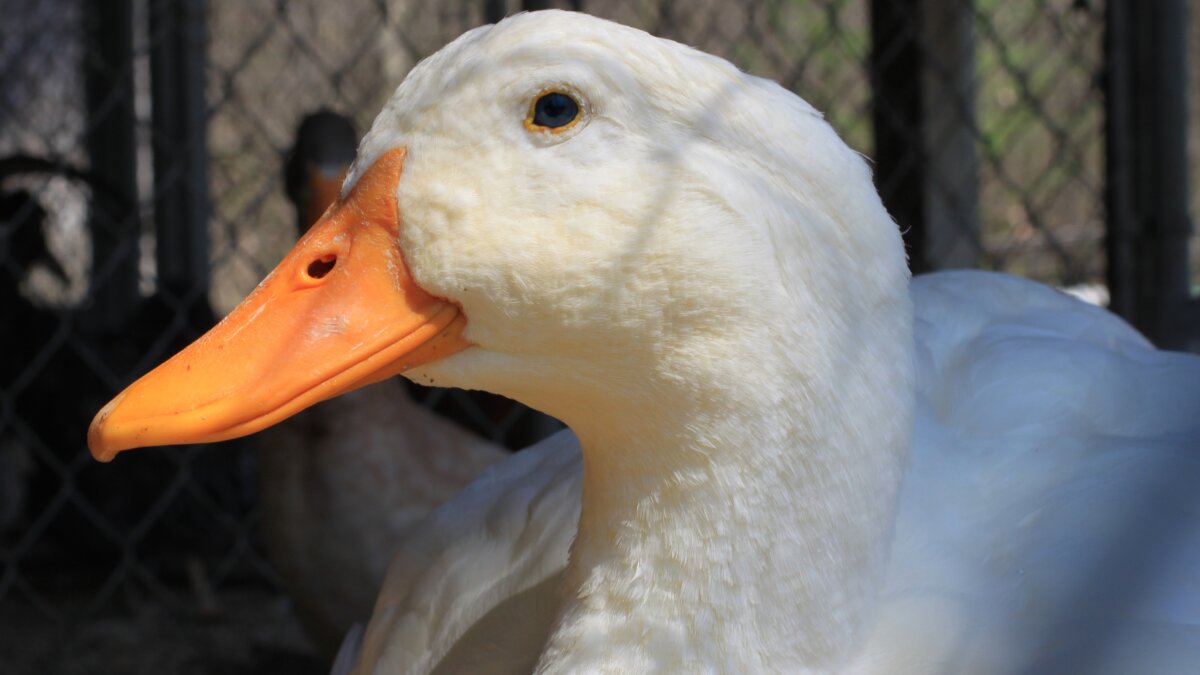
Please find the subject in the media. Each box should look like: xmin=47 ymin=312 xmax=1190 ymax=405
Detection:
xmin=536 ymin=342 xmax=912 ymax=673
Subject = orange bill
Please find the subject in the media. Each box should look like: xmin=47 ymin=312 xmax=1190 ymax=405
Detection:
xmin=87 ymin=147 xmax=470 ymax=461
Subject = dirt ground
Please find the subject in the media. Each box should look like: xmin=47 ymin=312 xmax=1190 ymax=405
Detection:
xmin=0 ymin=586 xmax=328 ymax=675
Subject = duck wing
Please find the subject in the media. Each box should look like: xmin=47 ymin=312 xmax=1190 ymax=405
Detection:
xmin=353 ymin=429 xmax=582 ymax=675
xmin=861 ymin=271 xmax=1200 ymax=674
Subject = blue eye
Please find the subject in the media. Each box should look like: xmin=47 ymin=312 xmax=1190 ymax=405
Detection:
xmin=528 ymin=91 xmax=580 ymax=131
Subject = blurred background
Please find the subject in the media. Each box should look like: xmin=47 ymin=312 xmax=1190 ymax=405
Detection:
xmin=0 ymin=0 xmax=1195 ymax=673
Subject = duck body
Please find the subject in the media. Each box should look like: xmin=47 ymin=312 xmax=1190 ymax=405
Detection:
xmin=861 ymin=271 xmax=1200 ymax=674
xmin=356 ymin=270 xmax=1200 ymax=675
xmin=355 ymin=427 xmax=582 ymax=675
xmin=87 ymin=11 xmax=1200 ymax=675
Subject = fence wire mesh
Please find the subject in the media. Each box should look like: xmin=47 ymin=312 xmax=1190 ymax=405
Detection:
xmin=0 ymin=0 xmax=1194 ymax=673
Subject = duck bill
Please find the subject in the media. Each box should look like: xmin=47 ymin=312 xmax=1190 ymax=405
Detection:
xmin=88 ymin=147 xmax=470 ymax=461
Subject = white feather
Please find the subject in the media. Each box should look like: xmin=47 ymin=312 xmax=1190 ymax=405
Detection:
xmin=314 ymin=11 xmax=1200 ymax=674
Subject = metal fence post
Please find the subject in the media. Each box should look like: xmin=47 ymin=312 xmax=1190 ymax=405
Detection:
xmin=83 ymin=0 xmax=140 ymax=331
xmin=486 ymin=0 xmax=583 ymax=19
xmin=485 ymin=0 xmax=507 ymax=23
xmin=1105 ymin=0 xmax=1195 ymax=348
xmin=149 ymin=0 xmax=211 ymax=301
xmin=870 ymin=0 xmax=980 ymax=274
xmin=920 ymin=1 xmax=979 ymax=271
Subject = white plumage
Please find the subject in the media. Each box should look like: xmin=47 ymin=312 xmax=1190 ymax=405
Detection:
xmin=338 ymin=12 xmax=1200 ymax=674
xmin=349 ymin=271 xmax=1200 ymax=675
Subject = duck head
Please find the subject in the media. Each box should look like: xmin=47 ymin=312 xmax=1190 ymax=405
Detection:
xmin=89 ymin=10 xmax=911 ymax=471
xmin=89 ymin=15 xmax=913 ymax=665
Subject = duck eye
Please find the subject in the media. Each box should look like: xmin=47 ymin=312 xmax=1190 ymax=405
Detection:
xmin=527 ymin=91 xmax=580 ymax=132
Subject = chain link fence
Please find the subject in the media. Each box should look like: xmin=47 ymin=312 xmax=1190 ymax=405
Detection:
xmin=1 ymin=0 xmax=1195 ymax=673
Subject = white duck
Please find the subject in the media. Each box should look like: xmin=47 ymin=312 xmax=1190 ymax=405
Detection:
xmin=88 ymin=11 xmax=1200 ymax=675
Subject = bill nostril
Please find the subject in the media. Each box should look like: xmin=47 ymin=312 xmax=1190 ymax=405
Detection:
xmin=306 ymin=255 xmax=337 ymax=280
